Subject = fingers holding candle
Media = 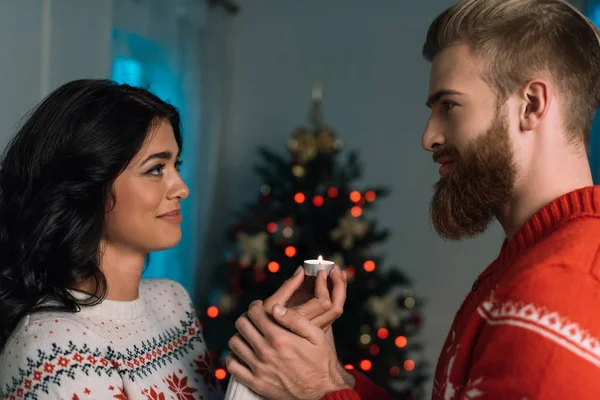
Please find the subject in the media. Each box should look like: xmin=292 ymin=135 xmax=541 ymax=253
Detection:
xmin=262 ymin=255 xmax=348 ymax=332
xmin=303 ymin=266 xmax=347 ymax=330
xmin=285 ymin=262 xmax=347 ymax=331
xmin=303 ymin=254 xmax=335 ymax=276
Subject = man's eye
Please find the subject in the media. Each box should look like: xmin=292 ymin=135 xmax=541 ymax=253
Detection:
xmin=442 ymin=101 xmax=456 ymax=111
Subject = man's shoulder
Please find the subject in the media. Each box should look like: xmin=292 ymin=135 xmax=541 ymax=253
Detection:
xmin=492 ymin=263 xmax=600 ymax=327
xmin=531 ymin=216 xmax=600 ymax=278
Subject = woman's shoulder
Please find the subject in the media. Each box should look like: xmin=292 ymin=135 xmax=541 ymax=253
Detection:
xmin=140 ymin=278 xmax=193 ymax=302
xmin=0 ymin=311 xmax=111 ymax=388
xmin=2 ymin=310 xmax=108 ymax=354
xmin=139 ymin=278 xmax=197 ymax=317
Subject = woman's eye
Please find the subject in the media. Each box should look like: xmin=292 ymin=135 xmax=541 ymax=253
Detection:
xmin=175 ymin=159 xmax=183 ymax=172
xmin=147 ymin=164 xmax=165 ymax=176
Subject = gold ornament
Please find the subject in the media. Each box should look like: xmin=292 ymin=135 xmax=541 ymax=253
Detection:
xmin=237 ymin=232 xmax=269 ymax=268
xmin=288 ymin=128 xmax=317 ymax=164
xmin=315 ymin=128 xmax=337 ymax=153
xmin=330 ymin=212 xmax=370 ymax=249
xmin=368 ymin=294 xmax=400 ymax=328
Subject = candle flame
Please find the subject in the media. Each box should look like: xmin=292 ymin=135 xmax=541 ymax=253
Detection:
xmin=318 ymin=255 xmax=323 ymax=263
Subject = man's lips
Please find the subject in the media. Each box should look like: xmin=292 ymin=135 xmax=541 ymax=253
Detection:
xmin=435 ymin=157 xmax=456 ymax=177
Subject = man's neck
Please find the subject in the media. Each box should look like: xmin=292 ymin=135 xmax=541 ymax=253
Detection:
xmin=498 ymin=153 xmax=593 ymax=240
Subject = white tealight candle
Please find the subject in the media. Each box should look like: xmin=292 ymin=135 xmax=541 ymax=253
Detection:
xmin=303 ymin=255 xmax=335 ymax=276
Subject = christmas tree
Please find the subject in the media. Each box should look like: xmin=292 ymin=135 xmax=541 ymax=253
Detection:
xmin=201 ymin=85 xmax=428 ymax=399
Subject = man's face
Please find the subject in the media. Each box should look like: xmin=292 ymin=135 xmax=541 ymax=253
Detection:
xmin=423 ymin=44 xmax=517 ymax=240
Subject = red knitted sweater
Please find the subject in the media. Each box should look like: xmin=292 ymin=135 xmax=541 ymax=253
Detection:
xmin=323 ymin=186 xmax=600 ymax=399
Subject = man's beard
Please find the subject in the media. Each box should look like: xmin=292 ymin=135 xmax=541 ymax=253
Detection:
xmin=430 ymin=107 xmax=516 ymax=240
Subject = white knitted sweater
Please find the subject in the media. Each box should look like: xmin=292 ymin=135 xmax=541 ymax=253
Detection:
xmin=0 ymin=279 xmax=224 ymax=400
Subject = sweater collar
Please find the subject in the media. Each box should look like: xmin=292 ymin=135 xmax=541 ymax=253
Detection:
xmin=496 ymin=185 xmax=600 ymax=266
xmin=67 ymin=289 xmax=146 ymax=320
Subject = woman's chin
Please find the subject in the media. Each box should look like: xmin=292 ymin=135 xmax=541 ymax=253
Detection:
xmin=151 ymin=233 xmax=182 ymax=252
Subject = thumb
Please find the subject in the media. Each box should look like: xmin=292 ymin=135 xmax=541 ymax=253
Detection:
xmin=272 ymin=303 xmax=321 ymax=345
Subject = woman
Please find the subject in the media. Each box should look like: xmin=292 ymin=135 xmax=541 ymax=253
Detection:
xmin=0 ymin=80 xmax=222 ymax=399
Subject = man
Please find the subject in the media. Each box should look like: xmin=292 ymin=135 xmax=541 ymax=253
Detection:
xmin=227 ymin=0 xmax=600 ymax=398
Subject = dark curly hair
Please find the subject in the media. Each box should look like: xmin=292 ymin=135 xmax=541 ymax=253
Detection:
xmin=0 ymin=79 xmax=182 ymax=348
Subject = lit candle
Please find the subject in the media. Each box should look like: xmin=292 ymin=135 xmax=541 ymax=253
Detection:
xmin=303 ymin=255 xmax=335 ymax=276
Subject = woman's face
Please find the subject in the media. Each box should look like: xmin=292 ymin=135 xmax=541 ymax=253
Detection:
xmin=104 ymin=119 xmax=189 ymax=254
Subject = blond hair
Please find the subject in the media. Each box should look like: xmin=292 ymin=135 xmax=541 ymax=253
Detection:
xmin=423 ymin=0 xmax=600 ymax=145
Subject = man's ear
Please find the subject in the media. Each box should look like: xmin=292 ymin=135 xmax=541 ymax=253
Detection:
xmin=519 ymin=79 xmax=551 ymax=132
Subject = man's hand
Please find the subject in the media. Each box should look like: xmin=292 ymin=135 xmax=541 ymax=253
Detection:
xmin=262 ymin=265 xmax=347 ymax=332
xmin=227 ymin=301 xmax=350 ymax=400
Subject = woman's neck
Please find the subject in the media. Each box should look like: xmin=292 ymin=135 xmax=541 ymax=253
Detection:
xmin=76 ymin=242 xmax=146 ymax=301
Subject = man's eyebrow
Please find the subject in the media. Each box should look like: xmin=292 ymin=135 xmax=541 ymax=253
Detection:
xmin=426 ymin=89 xmax=466 ymax=108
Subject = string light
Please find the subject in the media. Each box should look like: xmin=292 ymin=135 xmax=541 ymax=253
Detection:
xmin=285 ymin=246 xmax=296 ymax=257
xmin=404 ymin=360 xmax=415 ymax=371
xmin=327 ymin=187 xmax=338 ymax=198
xmin=360 ymin=359 xmax=372 ymax=371
xmin=395 ymin=336 xmax=407 ymax=348
xmin=405 ymin=297 xmax=416 ymax=308
xmin=282 ymin=227 xmax=294 ymax=238
xmin=369 ymin=344 xmax=380 ymax=355
xmin=313 ymin=195 xmax=324 ymax=207
xmin=215 ymin=368 xmax=227 ymax=380
xmin=346 ymin=266 xmax=355 ymax=278
xmin=266 ymin=222 xmax=277 ymax=233
xmin=377 ymin=328 xmax=389 ymax=340
xmin=344 ymin=364 xmax=354 ymax=370
xmin=390 ymin=366 xmax=400 ymax=376
xmin=207 ymin=306 xmax=219 ymax=319
xmin=360 ymin=333 xmax=371 ymax=345
xmin=260 ymin=184 xmax=271 ymax=195
xmin=364 ymin=260 xmax=375 ymax=272
xmin=349 ymin=191 xmax=361 ymax=202
xmin=294 ymin=192 xmax=306 ymax=204
xmin=365 ymin=191 xmax=376 ymax=202
xmin=254 ymin=269 xmax=266 ymax=283
xmin=268 ymin=261 xmax=280 ymax=273
xmin=351 ymin=206 xmax=362 ymax=217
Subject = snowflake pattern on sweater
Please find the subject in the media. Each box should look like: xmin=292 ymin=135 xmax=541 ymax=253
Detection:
xmin=322 ymin=186 xmax=600 ymax=400
xmin=0 ymin=279 xmax=223 ymax=400
xmin=430 ymin=187 xmax=600 ymax=400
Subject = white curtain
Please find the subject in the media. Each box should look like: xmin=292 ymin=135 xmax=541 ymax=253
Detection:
xmin=111 ymin=0 xmax=233 ymax=300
